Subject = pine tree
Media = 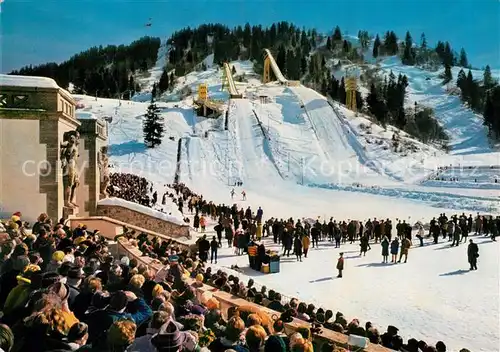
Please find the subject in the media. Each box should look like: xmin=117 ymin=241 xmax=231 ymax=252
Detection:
xmin=402 ymin=31 xmax=414 ymax=65
xmin=373 ymin=35 xmax=381 ymax=58
xmin=151 ymin=82 xmax=158 ymax=98
xmin=326 ymin=37 xmax=332 ymax=51
xmin=333 ymin=26 xmax=342 ymax=41
xmin=443 ymin=63 xmax=453 ymax=84
xmin=300 ymin=56 xmax=307 ymax=76
xmin=483 ymin=65 xmax=495 ymax=89
xmin=459 ymin=48 xmax=468 ymax=68
xmin=158 ymin=68 xmax=170 ymax=94
xmin=169 ymin=72 xmax=175 ymax=89
xmin=457 ymin=69 xmax=466 ymax=89
xmin=143 ymin=99 xmax=164 ymax=148
xmin=231 ymin=65 xmax=237 ymax=75
xmin=483 ymin=86 xmax=500 ymax=138
xmin=367 ymin=83 xmax=387 ymax=125
xmin=276 ymin=46 xmax=287 ymax=75
xmin=342 ymin=40 xmax=350 ymax=53
xmin=338 ymin=77 xmax=346 ymax=104
xmin=420 ymin=33 xmax=427 ymax=49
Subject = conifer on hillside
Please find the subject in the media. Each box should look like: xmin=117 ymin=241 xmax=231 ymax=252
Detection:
xmin=458 ymin=48 xmax=469 ymax=68
xmin=373 ymin=35 xmax=381 ymax=58
xmin=158 ymin=68 xmax=170 ymax=94
xmin=143 ymin=98 xmax=164 ymax=148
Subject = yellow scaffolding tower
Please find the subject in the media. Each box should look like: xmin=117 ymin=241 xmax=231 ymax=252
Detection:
xmin=198 ymin=83 xmax=208 ymax=101
xmin=263 ymin=55 xmax=271 ymax=83
xmin=345 ymin=76 xmax=357 ymax=112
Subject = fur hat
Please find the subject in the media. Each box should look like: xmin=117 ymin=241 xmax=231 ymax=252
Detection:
xmin=52 ymin=251 xmax=65 ymax=262
xmin=151 ymin=321 xmax=186 ymax=351
xmin=109 ymin=291 xmax=128 ymax=311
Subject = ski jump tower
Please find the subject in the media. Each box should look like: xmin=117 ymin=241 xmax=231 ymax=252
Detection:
xmin=221 ymin=63 xmax=243 ymax=99
xmin=263 ymin=49 xmax=299 ymax=86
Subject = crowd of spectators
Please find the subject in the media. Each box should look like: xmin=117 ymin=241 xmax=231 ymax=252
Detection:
xmin=107 ymin=173 xmax=152 ymax=207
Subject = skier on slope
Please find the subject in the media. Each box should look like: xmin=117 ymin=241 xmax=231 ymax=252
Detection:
xmin=241 ymin=190 xmax=246 ymax=200
xmin=230 ymin=188 xmax=235 ymax=199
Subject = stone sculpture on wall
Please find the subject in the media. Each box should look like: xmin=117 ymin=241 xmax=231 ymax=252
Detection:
xmin=60 ymin=130 xmax=80 ymax=208
xmin=98 ymin=145 xmax=110 ymax=198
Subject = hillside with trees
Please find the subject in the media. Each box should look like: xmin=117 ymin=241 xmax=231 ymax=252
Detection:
xmin=10 ymin=21 xmax=500 ymax=141
xmin=10 ymin=36 xmax=161 ymax=99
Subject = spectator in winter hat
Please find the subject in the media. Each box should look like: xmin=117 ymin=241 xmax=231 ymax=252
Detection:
xmin=48 ymin=281 xmax=79 ymax=328
xmin=436 ymin=341 xmax=447 ymax=352
xmin=129 ymin=311 xmax=171 ymax=352
xmin=67 ymin=322 xmax=89 ymax=350
xmin=151 ymin=321 xmax=186 ymax=352
xmin=46 ymin=251 xmax=65 ymax=273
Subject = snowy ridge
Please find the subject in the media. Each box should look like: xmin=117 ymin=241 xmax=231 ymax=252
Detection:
xmin=98 ymin=197 xmax=185 ymax=225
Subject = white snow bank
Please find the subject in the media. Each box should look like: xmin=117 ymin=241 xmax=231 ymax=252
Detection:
xmin=0 ymin=74 xmax=60 ymax=89
xmin=76 ymin=111 xmax=97 ymax=120
xmin=98 ymin=197 xmax=185 ymax=226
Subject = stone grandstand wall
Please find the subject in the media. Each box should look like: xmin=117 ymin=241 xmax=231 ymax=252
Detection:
xmin=96 ymin=203 xmax=190 ymax=239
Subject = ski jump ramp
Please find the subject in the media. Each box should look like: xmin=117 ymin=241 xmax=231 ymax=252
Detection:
xmin=263 ymin=49 xmax=300 ymax=86
xmin=222 ymin=63 xmax=243 ymax=98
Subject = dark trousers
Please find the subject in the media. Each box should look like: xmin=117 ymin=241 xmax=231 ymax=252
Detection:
xmin=469 ymin=258 xmax=477 ymax=270
xmin=304 ymin=248 xmax=309 ymax=257
xmin=416 ymin=235 xmax=424 ymax=247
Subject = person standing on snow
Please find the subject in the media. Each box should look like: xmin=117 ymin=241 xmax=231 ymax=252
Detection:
xmin=390 ymin=237 xmax=399 ymax=263
xmin=302 ymin=234 xmax=311 ymax=258
xmin=381 ymin=236 xmax=390 ymax=263
xmin=415 ymin=223 xmax=424 ymax=247
xmin=193 ymin=212 xmax=200 ymax=232
xmin=294 ymin=235 xmax=303 ymax=262
xmin=241 ymin=190 xmax=246 ymax=200
xmin=256 ymin=207 xmax=263 ymax=222
xmin=398 ymin=237 xmax=411 ymax=263
xmin=359 ymin=234 xmax=370 ymax=256
xmin=467 ymin=239 xmax=479 ymax=270
xmin=230 ymin=189 xmax=235 ymax=199
xmin=200 ymin=215 xmax=206 ymax=233
xmin=210 ymin=236 xmax=218 ymax=264
xmin=336 ymin=252 xmax=344 ymax=278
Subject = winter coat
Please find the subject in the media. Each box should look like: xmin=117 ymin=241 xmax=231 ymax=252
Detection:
xmin=381 ymin=239 xmax=390 ymax=256
xmin=193 ymin=215 xmax=200 ymax=228
xmin=336 ymin=257 xmax=344 ymax=270
xmin=467 ymin=243 xmax=479 ymax=261
xmin=390 ymin=240 xmax=399 ymax=255
xmin=200 ymin=216 xmax=206 ymax=227
xmin=256 ymin=223 xmax=263 ymax=240
xmin=360 ymin=237 xmax=369 ymax=252
xmin=85 ymin=298 xmax=152 ymax=344
xmin=302 ymin=235 xmax=310 ymax=249
xmin=294 ymin=237 xmax=303 ymax=256
xmin=401 ymin=238 xmax=411 ymax=255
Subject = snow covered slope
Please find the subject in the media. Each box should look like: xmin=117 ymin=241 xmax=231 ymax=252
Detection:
xmin=379 ymin=57 xmax=496 ymax=155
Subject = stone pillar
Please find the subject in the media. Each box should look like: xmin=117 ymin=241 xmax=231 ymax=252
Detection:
xmin=0 ymin=76 xmax=81 ymax=223
xmin=77 ymin=117 xmax=108 ymax=216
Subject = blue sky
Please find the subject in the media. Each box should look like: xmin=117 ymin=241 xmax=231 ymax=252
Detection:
xmin=1 ymin=0 xmax=499 ymax=73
